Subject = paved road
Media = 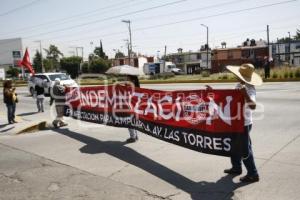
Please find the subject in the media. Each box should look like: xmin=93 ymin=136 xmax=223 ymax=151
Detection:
xmin=1 ymin=82 xmax=300 ymax=200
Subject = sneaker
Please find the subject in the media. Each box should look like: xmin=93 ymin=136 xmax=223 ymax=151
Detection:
xmin=240 ymin=174 xmax=259 ymax=183
xmin=52 ymin=121 xmax=58 ymax=128
xmin=224 ymin=168 xmax=242 ymax=175
xmin=60 ymin=122 xmax=68 ymax=127
xmin=126 ymin=138 xmax=137 ymax=143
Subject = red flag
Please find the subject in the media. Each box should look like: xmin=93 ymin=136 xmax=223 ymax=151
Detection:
xmin=18 ymin=48 xmax=35 ymax=75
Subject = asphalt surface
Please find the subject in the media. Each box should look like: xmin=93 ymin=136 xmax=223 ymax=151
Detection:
xmin=1 ymin=82 xmax=300 ymax=200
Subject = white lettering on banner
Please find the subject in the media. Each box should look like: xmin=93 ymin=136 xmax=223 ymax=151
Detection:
xmin=132 ymin=92 xmax=144 ymax=114
xmin=158 ymin=95 xmax=173 ymax=120
xmin=66 ymin=109 xmax=232 ymax=152
xmin=206 ymin=96 xmax=233 ymax=126
xmin=144 ymin=97 xmax=158 ymax=119
xmin=71 ymin=88 xmax=234 ymax=125
xmin=182 ymin=132 xmax=231 ymax=152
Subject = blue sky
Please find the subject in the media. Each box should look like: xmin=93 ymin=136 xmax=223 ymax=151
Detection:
xmin=0 ymin=0 xmax=299 ymax=59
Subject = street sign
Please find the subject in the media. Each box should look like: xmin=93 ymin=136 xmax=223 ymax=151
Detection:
xmin=12 ymin=51 xmax=21 ymax=58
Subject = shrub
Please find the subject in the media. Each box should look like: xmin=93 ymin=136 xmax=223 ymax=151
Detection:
xmin=81 ymin=62 xmax=89 ymax=73
xmin=272 ymin=72 xmax=278 ymax=79
xmin=295 ymin=68 xmax=300 ymax=78
xmin=222 ymin=74 xmax=228 ymax=80
xmin=289 ymin=71 xmax=294 ymax=78
xmin=201 ymin=71 xmax=210 ymax=77
xmin=284 ymin=71 xmax=289 ymax=78
xmin=149 ymin=72 xmax=174 ymax=80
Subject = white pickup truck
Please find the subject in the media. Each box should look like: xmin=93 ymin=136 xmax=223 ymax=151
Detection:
xmin=143 ymin=61 xmax=182 ymax=75
xmin=28 ymin=72 xmax=78 ymax=96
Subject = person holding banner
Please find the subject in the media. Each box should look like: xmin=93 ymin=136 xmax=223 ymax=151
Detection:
xmin=50 ymin=78 xmax=68 ymax=128
xmin=126 ymin=75 xmax=140 ymax=143
xmin=207 ymin=63 xmax=262 ymax=183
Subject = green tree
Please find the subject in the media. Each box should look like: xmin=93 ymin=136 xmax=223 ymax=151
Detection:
xmin=278 ymin=30 xmax=300 ymax=42
xmin=44 ymin=44 xmax=63 ymax=71
xmin=81 ymin=62 xmax=89 ymax=73
xmin=60 ymin=56 xmax=82 ymax=78
xmin=6 ymin=66 xmax=20 ymax=78
xmin=33 ymin=50 xmax=42 ymax=73
xmin=89 ymin=57 xmax=110 ymax=73
xmin=294 ymin=29 xmax=300 ymax=40
xmin=114 ymin=51 xmax=125 ymax=58
xmin=94 ymin=40 xmax=108 ymax=60
xmin=43 ymin=59 xmax=52 ymax=72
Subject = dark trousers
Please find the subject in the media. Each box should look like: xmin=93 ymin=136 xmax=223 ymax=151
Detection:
xmin=231 ymin=124 xmax=258 ymax=176
xmin=6 ymin=103 xmax=16 ymax=123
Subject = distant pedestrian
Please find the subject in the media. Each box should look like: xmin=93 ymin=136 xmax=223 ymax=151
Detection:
xmin=206 ymin=63 xmax=262 ymax=183
xmin=34 ymin=79 xmax=46 ymax=112
xmin=3 ymin=80 xmax=18 ymax=124
xmin=263 ymin=56 xmax=270 ymax=79
xmin=50 ymin=78 xmax=68 ymax=128
xmin=126 ymin=75 xmax=140 ymax=143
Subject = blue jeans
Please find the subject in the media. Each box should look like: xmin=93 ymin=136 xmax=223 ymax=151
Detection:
xmin=231 ymin=124 xmax=258 ymax=176
xmin=6 ymin=103 xmax=16 ymax=123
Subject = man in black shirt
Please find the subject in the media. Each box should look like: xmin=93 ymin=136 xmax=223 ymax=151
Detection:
xmin=34 ymin=80 xmax=45 ymax=112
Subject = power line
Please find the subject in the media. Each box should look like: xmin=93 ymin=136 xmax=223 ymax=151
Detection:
xmin=52 ymin=0 xmax=247 ymax=41
xmin=0 ymin=0 xmax=42 ymax=17
xmin=22 ymin=0 xmax=187 ymax=39
xmin=133 ymin=0 xmax=247 ymax=22
xmin=51 ymin=0 xmax=297 ymax=45
xmin=0 ymin=0 xmax=147 ymax=37
xmin=133 ymin=0 xmax=298 ymax=32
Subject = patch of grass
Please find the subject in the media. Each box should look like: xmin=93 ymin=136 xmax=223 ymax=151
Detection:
xmin=201 ymin=71 xmax=210 ymax=77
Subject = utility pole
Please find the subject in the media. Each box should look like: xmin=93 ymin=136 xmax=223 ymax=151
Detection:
xmin=288 ymin=31 xmax=291 ymax=65
xmin=201 ymin=24 xmax=209 ymax=69
xmin=267 ymin=25 xmax=270 ymax=58
xmin=163 ymin=45 xmax=167 ymax=73
xmin=122 ymin=20 xmax=132 ymax=65
xmin=277 ymin=38 xmax=280 ymax=65
xmin=124 ymin=39 xmax=130 ymax=65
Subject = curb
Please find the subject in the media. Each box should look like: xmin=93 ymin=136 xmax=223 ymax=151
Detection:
xmin=16 ymin=121 xmax=47 ymax=135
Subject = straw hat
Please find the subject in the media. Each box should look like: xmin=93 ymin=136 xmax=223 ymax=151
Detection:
xmin=226 ymin=63 xmax=263 ymax=86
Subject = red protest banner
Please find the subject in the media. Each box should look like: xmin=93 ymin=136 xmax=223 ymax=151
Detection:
xmin=64 ymin=84 xmax=246 ymax=157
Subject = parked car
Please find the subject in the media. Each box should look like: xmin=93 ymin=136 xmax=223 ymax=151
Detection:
xmin=28 ymin=73 xmax=78 ymax=96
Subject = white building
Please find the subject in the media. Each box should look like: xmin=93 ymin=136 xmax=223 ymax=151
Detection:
xmin=166 ymin=50 xmax=211 ymax=74
xmin=0 ymin=38 xmax=23 ymax=69
xmin=271 ymin=40 xmax=300 ymax=66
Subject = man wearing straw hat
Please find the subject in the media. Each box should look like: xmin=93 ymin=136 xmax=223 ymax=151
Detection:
xmin=207 ymin=63 xmax=262 ymax=183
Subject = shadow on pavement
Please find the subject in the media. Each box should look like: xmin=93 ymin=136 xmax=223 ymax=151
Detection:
xmin=0 ymin=126 xmax=15 ymax=133
xmin=53 ymin=128 xmax=251 ymax=200
xmin=0 ymin=124 xmax=8 ymax=129
xmin=17 ymin=112 xmax=38 ymax=116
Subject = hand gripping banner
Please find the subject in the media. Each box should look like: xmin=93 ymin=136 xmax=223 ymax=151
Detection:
xmin=64 ymin=84 xmax=246 ymax=157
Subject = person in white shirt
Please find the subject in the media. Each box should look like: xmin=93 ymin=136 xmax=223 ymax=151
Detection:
xmin=207 ymin=63 xmax=262 ymax=183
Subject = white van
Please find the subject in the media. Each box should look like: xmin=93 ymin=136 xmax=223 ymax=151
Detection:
xmin=28 ymin=73 xmax=78 ymax=96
